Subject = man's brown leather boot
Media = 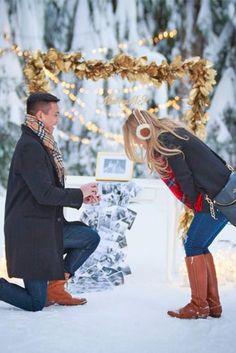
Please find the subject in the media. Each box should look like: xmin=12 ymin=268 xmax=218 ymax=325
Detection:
xmin=47 ymin=272 xmax=87 ymax=306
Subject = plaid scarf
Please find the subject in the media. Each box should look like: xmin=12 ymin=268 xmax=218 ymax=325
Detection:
xmin=161 ymin=165 xmax=203 ymax=212
xmin=24 ymin=114 xmax=65 ymax=186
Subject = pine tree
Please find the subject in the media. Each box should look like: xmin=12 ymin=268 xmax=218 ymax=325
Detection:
xmin=223 ymin=106 xmax=236 ymax=167
xmin=0 ymin=117 xmax=20 ymax=188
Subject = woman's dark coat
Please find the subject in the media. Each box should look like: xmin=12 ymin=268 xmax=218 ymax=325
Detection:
xmin=4 ymin=125 xmax=84 ymax=280
xmin=159 ymin=128 xmax=231 ymax=212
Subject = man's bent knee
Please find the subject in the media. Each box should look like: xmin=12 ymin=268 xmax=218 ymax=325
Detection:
xmin=31 ymin=299 xmax=45 ymax=312
xmin=93 ymin=231 xmax=100 ymax=246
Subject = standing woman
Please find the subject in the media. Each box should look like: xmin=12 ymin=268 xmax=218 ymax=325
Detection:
xmin=123 ymin=109 xmax=232 ymax=319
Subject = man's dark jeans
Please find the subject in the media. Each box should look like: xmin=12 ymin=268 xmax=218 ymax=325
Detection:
xmin=0 ymin=222 xmax=100 ymax=311
xmin=63 ymin=222 xmax=100 ymax=276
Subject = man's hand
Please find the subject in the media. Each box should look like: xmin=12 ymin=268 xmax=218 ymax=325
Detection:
xmin=83 ymin=194 xmax=101 ymax=204
xmin=80 ymin=182 xmax=98 ymax=198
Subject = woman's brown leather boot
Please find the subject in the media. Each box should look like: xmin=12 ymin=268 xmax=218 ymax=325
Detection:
xmin=168 ymin=255 xmax=209 ymax=319
xmin=205 ymin=253 xmax=222 ymax=318
xmin=47 ymin=272 xmax=87 ymax=306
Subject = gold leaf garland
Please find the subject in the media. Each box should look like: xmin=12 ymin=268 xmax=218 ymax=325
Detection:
xmin=23 ymin=49 xmax=217 ymax=237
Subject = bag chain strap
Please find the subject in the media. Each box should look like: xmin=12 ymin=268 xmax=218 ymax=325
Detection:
xmin=205 ymin=163 xmax=234 ymax=220
xmin=226 ymin=164 xmax=234 ymax=172
xmin=205 ymin=194 xmax=217 ymax=220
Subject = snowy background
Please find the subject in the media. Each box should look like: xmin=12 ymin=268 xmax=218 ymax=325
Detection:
xmin=0 ymin=1 xmax=236 ymax=352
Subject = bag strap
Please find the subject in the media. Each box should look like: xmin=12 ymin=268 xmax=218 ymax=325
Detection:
xmin=226 ymin=164 xmax=235 ymax=172
xmin=205 ymin=194 xmax=218 ymax=219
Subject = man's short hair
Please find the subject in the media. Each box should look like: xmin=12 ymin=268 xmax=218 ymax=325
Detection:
xmin=26 ymin=92 xmax=60 ymax=115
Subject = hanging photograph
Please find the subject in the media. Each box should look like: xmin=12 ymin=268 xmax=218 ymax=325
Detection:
xmin=95 ymin=152 xmax=134 ymax=181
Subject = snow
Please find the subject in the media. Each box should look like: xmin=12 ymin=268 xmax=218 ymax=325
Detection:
xmin=184 ymin=0 xmax=194 ymax=55
xmin=1 ymin=181 xmax=236 ymax=353
xmin=13 ymin=0 xmax=45 ymax=50
xmin=207 ymin=67 xmax=236 ymax=142
xmin=1 ymin=278 xmax=236 ymax=353
xmin=197 ymin=0 xmax=213 ymax=36
xmin=71 ymin=0 xmax=94 ymax=51
xmin=204 ymin=22 xmax=234 ymax=63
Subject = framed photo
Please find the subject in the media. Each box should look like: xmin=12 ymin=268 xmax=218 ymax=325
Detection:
xmin=95 ymin=152 xmax=133 ymax=181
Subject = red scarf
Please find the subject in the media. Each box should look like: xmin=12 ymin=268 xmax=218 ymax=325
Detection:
xmin=161 ymin=166 xmax=203 ymax=212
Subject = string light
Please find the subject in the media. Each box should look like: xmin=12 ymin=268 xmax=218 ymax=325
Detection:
xmin=49 ymin=57 xmax=182 ymax=144
xmin=45 ymin=68 xmax=181 ymax=117
xmin=62 ymin=110 xmax=124 ymax=145
xmin=0 ymin=28 xmax=177 ymax=59
xmin=58 ymin=124 xmax=122 ymax=146
xmin=0 ymin=48 xmax=7 ymax=57
xmin=45 ymin=67 xmax=154 ymax=98
xmin=61 ymin=94 xmax=181 ymax=145
xmin=1 ymin=42 xmax=181 ymax=145
xmin=1 ymin=32 xmax=180 ymax=145
xmin=1 ymin=30 xmax=179 ymax=109
xmin=0 ymin=47 xmax=124 ymax=144
xmin=57 ymin=129 xmax=91 ymax=144
xmin=81 ymin=29 xmax=177 ymax=57
xmin=44 ymin=67 xmax=181 ymax=116
xmin=0 ymin=43 xmax=32 ymax=59
xmin=153 ymin=29 xmax=177 ymax=44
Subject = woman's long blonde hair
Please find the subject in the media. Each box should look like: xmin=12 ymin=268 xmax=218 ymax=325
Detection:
xmin=122 ymin=110 xmax=188 ymax=177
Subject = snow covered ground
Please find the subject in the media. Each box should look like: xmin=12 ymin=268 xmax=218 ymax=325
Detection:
xmin=1 ymin=275 xmax=236 ymax=353
xmin=0 ymin=184 xmax=236 ymax=353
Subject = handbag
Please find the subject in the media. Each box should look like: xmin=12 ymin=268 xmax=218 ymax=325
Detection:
xmin=205 ymin=165 xmax=236 ymax=226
